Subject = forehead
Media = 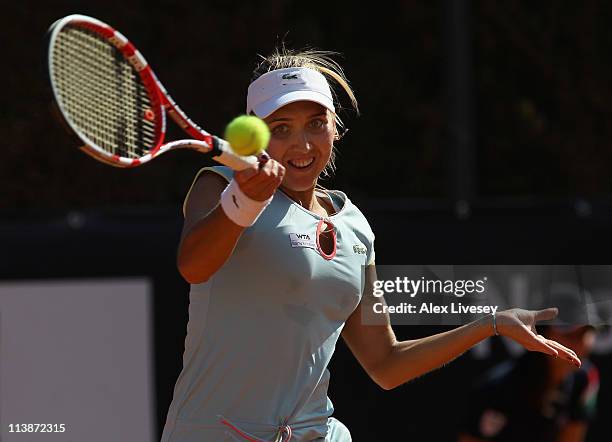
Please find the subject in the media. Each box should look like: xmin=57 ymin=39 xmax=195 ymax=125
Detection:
xmin=265 ymin=101 xmax=328 ymax=121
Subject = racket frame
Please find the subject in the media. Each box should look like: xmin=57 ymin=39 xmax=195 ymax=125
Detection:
xmin=48 ymin=14 xmax=257 ymax=170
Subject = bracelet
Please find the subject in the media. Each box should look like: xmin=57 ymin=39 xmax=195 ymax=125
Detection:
xmin=491 ymin=311 xmax=500 ymax=336
xmin=220 ymin=179 xmax=272 ymax=227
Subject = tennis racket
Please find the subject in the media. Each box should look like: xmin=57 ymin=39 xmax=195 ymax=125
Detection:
xmin=47 ymin=14 xmax=260 ymax=170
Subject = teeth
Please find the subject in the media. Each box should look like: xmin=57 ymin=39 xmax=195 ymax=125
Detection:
xmin=289 ymin=158 xmax=314 ymax=168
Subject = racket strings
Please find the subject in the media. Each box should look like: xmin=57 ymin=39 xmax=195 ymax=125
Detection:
xmin=51 ymin=25 xmax=157 ymax=158
xmin=55 ymin=27 xmax=155 ymax=154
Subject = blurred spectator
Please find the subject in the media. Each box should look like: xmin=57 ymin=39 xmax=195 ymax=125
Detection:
xmin=458 ymin=287 xmax=604 ymax=442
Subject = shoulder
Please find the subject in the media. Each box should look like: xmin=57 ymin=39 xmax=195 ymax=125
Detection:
xmin=192 ymin=165 xmax=234 ymax=184
xmin=330 ymin=188 xmax=376 ymax=265
xmin=182 ymin=166 xmax=233 ymax=217
xmin=335 ymin=190 xmax=374 ymax=234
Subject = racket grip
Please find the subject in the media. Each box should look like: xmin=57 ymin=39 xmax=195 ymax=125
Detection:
xmin=211 ymin=137 xmax=260 ymax=171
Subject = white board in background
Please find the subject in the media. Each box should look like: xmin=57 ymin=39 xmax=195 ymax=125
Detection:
xmin=0 ymin=279 xmax=154 ymax=442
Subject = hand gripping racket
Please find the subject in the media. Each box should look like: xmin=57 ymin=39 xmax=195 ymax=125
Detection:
xmin=47 ymin=14 xmax=260 ymax=170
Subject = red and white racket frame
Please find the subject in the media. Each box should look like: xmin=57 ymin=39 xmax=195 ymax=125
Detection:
xmin=48 ymin=14 xmax=259 ymax=170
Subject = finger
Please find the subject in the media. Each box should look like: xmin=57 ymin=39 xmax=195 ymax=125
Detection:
xmin=261 ymin=160 xmax=285 ymax=186
xmin=257 ymin=158 xmax=278 ymax=177
xmin=256 ymin=181 xmax=280 ymax=199
xmin=241 ymin=164 xmax=276 ymax=188
xmin=237 ymin=160 xmax=283 ymax=199
xmin=529 ymin=332 xmax=559 ymax=357
xmin=549 ymin=342 xmax=580 ymax=366
xmin=257 ymin=151 xmax=270 ymax=164
xmin=545 ymin=339 xmax=578 ymax=359
xmin=269 ymin=159 xmax=279 ymax=179
xmin=257 ymin=154 xmax=270 ymax=172
xmin=242 ymin=168 xmax=282 ymax=200
xmin=250 ymin=156 xmax=277 ymax=177
xmin=534 ymin=307 xmax=559 ymax=322
xmin=234 ymin=165 xmax=260 ymax=183
xmin=546 ymin=339 xmax=582 ymax=367
xmin=254 ymin=172 xmax=281 ymax=194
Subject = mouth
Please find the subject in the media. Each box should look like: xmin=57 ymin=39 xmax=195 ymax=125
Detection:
xmin=287 ymin=157 xmax=315 ymax=170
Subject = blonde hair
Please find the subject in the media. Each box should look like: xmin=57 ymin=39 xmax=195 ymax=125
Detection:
xmin=251 ymin=47 xmax=359 ymax=179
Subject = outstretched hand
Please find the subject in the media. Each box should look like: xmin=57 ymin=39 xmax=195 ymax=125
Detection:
xmin=496 ymin=308 xmax=581 ymax=367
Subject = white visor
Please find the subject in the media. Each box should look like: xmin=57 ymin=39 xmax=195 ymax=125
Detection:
xmin=246 ymin=67 xmax=335 ymax=118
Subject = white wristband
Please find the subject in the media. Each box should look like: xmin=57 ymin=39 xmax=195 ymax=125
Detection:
xmin=220 ymin=179 xmax=272 ymax=227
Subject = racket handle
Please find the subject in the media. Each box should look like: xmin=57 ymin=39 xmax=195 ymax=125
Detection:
xmin=164 ymin=138 xmax=260 ymax=170
xmin=211 ymin=137 xmax=261 ymax=171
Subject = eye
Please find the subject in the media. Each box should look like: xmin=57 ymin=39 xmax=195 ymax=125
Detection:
xmin=271 ymin=124 xmax=290 ymax=137
xmin=309 ymin=118 xmax=327 ymax=130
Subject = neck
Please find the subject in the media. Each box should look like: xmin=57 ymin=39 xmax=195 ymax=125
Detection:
xmin=281 ymin=184 xmax=320 ymax=212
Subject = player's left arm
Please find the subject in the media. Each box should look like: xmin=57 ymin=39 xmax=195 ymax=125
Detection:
xmin=341 ymin=264 xmax=582 ymax=390
xmin=341 ymin=263 xmax=494 ymax=390
xmin=341 ymin=264 xmax=398 ymax=389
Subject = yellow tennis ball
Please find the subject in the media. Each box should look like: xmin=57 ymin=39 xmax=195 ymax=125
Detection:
xmin=224 ymin=115 xmax=270 ymax=156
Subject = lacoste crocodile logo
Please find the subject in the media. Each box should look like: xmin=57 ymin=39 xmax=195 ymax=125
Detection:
xmin=353 ymin=245 xmax=367 ymax=255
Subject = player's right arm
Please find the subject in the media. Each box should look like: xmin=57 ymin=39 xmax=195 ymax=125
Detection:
xmin=177 ymin=160 xmax=284 ymax=284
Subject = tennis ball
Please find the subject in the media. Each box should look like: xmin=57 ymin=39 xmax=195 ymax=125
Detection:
xmin=224 ymin=115 xmax=270 ymax=156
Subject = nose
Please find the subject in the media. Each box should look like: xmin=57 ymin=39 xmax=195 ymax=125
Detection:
xmin=292 ymin=129 xmax=314 ymax=153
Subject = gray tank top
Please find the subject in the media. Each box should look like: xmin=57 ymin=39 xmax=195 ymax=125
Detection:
xmin=162 ymin=166 xmax=375 ymax=441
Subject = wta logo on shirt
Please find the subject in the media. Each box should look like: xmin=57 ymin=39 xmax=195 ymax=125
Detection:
xmin=289 ymin=233 xmax=316 ymax=249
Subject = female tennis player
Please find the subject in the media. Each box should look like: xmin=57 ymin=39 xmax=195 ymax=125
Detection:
xmin=161 ymin=49 xmax=582 ymax=442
